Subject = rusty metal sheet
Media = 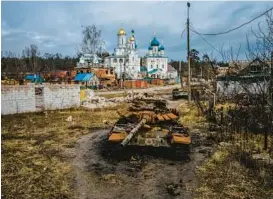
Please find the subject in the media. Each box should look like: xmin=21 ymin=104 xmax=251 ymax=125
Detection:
xmin=157 ymin=114 xmax=165 ymax=121
xmin=167 ymin=113 xmax=178 ymax=120
xmin=162 ymin=114 xmax=171 ymax=120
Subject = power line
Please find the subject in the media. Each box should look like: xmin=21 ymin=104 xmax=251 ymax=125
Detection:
xmin=190 ymin=26 xmax=223 ymax=56
xmin=181 ymin=26 xmax=186 ymax=38
xmin=192 ymin=7 xmax=273 ymax=36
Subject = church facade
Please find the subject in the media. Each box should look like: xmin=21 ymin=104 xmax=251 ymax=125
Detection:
xmin=104 ymin=28 xmax=141 ymax=79
xmin=142 ymin=32 xmax=168 ymax=79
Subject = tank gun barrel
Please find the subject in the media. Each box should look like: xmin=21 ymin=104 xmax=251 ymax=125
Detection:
xmin=120 ymin=115 xmax=151 ymax=147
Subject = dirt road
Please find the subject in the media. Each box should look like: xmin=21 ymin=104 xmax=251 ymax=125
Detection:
xmin=67 ymin=98 xmax=211 ymax=199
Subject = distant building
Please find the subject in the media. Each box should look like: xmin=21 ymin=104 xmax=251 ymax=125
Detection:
xmin=104 ymin=28 xmax=141 ymax=79
xmin=74 ymin=72 xmax=100 ymax=87
xmin=77 ymin=54 xmax=102 ymax=68
xmin=142 ymin=31 xmax=168 ymax=79
xmin=166 ymin=65 xmax=178 ymax=79
xmin=216 ymin=58 xmax=271 ymax=96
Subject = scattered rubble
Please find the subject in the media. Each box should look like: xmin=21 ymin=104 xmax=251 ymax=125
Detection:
xmin=81 ymin=91 xmax=164 ymax=109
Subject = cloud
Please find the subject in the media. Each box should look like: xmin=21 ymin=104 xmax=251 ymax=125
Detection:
xmin=1 ymin=1 xmax=272 ymax=60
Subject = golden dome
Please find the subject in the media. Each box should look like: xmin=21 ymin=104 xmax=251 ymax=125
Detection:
xmin=117 ymin=28 xmax=126 ymax=35
xmin=129 ymin=35 xmax=135 ymax=41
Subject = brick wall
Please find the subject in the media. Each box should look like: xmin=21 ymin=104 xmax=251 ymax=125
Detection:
xmin=1 ymin=84 xmax=81 ymax=115
xmin=41 ymin=84 xmax=80 ymax=110
xmin=1 ymin=85 xmax=36 ymax=115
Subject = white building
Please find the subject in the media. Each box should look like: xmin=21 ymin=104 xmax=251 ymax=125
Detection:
xmin=104 ymin=28 xmax=141 ymax=79
xmin=142 ymin=32 xmax=168 ymax=79
xmin=76 ymin=54 xmax=102 ymax=68
xmin=167 ymin=65 xmax=178 ymax=79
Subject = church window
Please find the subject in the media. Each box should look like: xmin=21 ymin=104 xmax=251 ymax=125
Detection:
xmin=113 ymin=59 xmax=117 ymax=63
xmin=119 ymin=59 xmax=123 ymax=63
xmin=157 ymin=65 xmax=158 ymax=68
xmin=151 ymin=65 xmax=153 ymax=68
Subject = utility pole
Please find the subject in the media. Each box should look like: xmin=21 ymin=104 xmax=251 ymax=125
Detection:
xmin=179 ymin=60 xmax=183 ymax=88
xmin=187 ymin=2 xmax=191 ymax=102
xmin=270 ymin=51 xmax=273 ymax=108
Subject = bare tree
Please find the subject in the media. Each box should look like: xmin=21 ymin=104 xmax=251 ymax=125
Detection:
xmin=22 ymin=44 xmax=40 ymax=73
xmin=246 ymin=10 xmax=273 ymax=63
xmin=79 ymin=25 xmax=106 ymax=55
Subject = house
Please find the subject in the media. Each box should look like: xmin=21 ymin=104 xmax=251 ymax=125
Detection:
xmin=74 ymin=73 xmax=100 ymax=88
xmin=166 ymin=65 xmax=178 ymax=79
xmin=77 ymin=53 xmax=102 ymax=68
xmin=43 ymin=70 xmax=76 ymax=83
xmin=237 ymin=58 xmax=270 ymax=75
xmin=92 ymin=68 xmax=116 ymax=87
xmin=216 ymin=58 xmax=271 ymax=96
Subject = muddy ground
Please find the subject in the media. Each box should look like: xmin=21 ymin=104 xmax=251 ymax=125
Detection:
xmin=66 ymin=96 xmax=212 ymax=199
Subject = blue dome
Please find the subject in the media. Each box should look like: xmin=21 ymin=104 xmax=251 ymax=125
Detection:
xmin=148 ymin=46 xmax=153 ymax=50
xmin=159 ymin=45 xmax=165 ymax=50
xmin=151 ymin=37 xmax=160 ymax=46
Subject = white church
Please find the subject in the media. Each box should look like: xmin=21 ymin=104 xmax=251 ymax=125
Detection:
xmin=142 ymin=32 xmax=169 ymax=79
xmin=104 ymin=28 xmax=141 ymax=79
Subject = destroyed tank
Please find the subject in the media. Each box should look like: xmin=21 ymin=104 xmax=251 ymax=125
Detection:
xmin=107 ymin=98 xmax=191 ymax=159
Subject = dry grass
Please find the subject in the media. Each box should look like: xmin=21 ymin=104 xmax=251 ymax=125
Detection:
xmin=196 ymin=144 xmax=273 ymax=199
xmin=178 ymin=102 xmax=207 ymax=129
xmin=1 ymin=103 xmax=128 ymax=199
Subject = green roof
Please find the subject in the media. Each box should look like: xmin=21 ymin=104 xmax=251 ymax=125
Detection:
xmin=148 ymin=68 xmax=158 ymax=74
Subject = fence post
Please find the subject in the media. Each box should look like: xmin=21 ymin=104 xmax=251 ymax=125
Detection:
xmin=220 ymin=107 xmax=224 ymax=141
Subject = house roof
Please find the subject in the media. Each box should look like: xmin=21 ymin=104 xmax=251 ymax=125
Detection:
xmin=24 ymin=74 xmax=44 ymax=82
xmin=74 ymin=73 xmax=94 ymax=82
xmin=167 ymin=65 xmax=176 ymax=72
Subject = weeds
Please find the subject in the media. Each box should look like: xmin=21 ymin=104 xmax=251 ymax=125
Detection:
xmin=196 ymin=144 xmax=273 ymax=199
xmin=1 ymin=104 xmax=128 ymax=199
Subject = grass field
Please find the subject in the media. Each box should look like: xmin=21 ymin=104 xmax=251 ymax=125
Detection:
xmin=1 ymin=104 xmax=128 ymax=199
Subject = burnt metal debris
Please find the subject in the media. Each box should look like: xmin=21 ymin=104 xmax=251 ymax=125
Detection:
xmin=107 ymin=98 xmax=191 ymax=159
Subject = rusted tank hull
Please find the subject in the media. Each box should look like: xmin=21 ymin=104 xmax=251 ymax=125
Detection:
xmin=107 ymin=98 xmax=191 ymax=158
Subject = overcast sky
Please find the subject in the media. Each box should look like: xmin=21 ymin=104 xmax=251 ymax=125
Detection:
xmin=1 ymin=1 xmax=272 ymax=61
